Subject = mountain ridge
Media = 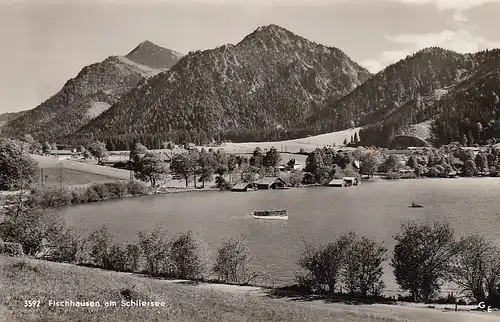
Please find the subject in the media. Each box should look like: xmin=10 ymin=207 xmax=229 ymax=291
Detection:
xmin=70 ymin=24 xmax=372 ymax=148
xmin=0 ymin=41 xmax=184 ymax=141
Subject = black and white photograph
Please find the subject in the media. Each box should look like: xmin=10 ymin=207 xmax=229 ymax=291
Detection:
xmin=1 ymin=0 xmax=500 ymax=321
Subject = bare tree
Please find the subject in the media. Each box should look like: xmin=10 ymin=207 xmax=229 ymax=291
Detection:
xmin=451 ymin=235 xmax=500 ymax=303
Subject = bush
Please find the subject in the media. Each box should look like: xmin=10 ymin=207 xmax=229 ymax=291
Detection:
xmin=0 ymin=205 xmax=64 ymax=256
xmin=71 ymin=189 xmax=89 ymax=204
xmin=107 ymin=243 xmax=141 ymax=272
xmin=28 ymin=185 xmax=72 ymax=208
xmin=84 ymin=187 xmax=100 ymax=202
xmin=0 ymin=241 xmax=24 ymax=257
xmin=45 ymin=227 xmax=86 ymax=263
xmin=103 ymin=181 xmax=129 ymax=198
xmin=288 ymin=170 xmax=304 ymax=187
xmin=138 ymin=228 xmax=170 ymax=276
xmin=213 ymin=237 xmax=264 ymax=285
xmin=296 ymin=236 xmax=351 ymax=294
xmin=167 ymin=231 xmax=207 ymax=279
xmin=87 ymin=225 xmax=115 ymax=269
xmin=297 ymin=232 xmax=387 ymax=297
xmin=89 ymin=183 xmax=110 ymax=200
xmin=384 ymin=172 xmax=401 ymax=180
xmin=215 ymin=176 xmax=232 ymax=191
xmin=391 ymin=221 xmax=460 ymax=302
xmin=342 ymin=234 xmax=387 ymax=297
xmin=128 ymin=180 xmax=150 ymax=196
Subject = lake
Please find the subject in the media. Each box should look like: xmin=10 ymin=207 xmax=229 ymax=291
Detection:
xmin=60 ymin=178 xmax=500 ymax=294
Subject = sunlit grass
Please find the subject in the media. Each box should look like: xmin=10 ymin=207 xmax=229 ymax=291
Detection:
xmin=0 ymin=256 xmax=399 ymax=322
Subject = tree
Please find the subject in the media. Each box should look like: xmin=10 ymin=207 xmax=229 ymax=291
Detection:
xmin=51 ymin=142 xmax=58 ymax=150
xmin=361 ymin=155 xmax=380 ymax=177
xmin=463 ymin=159 xmax=477 ymax=177
xmin=391 ymin=221 xmax=460 ymax=302
xmin=353 ymin=132 xmax=359 ymax=144
xmin=196 ymin=149 xmax=215 ymax=188
xmin=297 ymin=235 xmax=351 ymax=294
xmin=130 ymin=142 xmax=148 ymax=162
xmin=170 ymin=153 xmax=195 ymax=187
xmin=288 ymin=170 xmax=303 ymax=187
xmin=0 ymin=138 xmax=39 ymax=191
xmin=0 ymin=205 xmax=64 ymax=256
xmin=213 ymin=237 xmax=264 ymax=285
xmin=42 ymin=141 xmax=52 ymax=155
xmin=467 ymin=130 xmax=474 ymax=147
xmin=407 ymin=156 xmax=417 ymax=168
xmin=343 ymin=138 xmax=348 ymax=146
xmin=249 ymin=147 xmax=263 ymax=168
xmin=475 ymin=153 xmax=489 ymax=174
xmin=384 ymin=155 xmax=400 ymax=172
xmin=89 ymin=140 xmax=108 ymax=163
xmin=342 ymin=234 xmax=387 ymax=297
xmin=83 ymin=150 xmax=92 ymax=160
xmin=134 ymin=152 xmax=169 ymax=187
xmin=263 ymin=147 xmax=281 ymax=168
xmin=451 ymin=235 xmax=500 ymax=303
xmin=461 ymin=134 xmax=468 ymax=147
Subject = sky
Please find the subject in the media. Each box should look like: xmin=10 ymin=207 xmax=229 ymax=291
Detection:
xmin=0 ymin=0 xmax=499 ymax=113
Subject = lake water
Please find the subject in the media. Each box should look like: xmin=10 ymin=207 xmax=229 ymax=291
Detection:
xmin=60 ymin=178 xmax=500 ymax=294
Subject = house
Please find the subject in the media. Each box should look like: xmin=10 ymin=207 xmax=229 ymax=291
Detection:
xmin=50 ymin=150 xmax=73 ymax=160
xmin=231 ymin=182 xmax=257 ymax=192
xmin=286 ymin=158 xmax=302 ymax=170
xmin=256 ymin=177 xmax=287 ymax=190
xmin=277 ymin=165 xmax=287 ymax=172
xmin=328 ymin=179 xmax=345 ymax=187
xmin=343 ymin=177 xmax=360 ymax=186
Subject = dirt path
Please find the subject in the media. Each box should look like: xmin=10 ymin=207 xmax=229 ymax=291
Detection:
xmin=167 ymin=280 xmax=500 ymax=322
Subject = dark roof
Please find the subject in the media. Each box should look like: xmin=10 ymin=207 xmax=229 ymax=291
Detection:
xmin=50 ymin=150 xmax=73 ymax=155
xmin=232 ymin=182 xmax=253 ymax=190
xmin=256 ymin=177 xmax=285 ymax=185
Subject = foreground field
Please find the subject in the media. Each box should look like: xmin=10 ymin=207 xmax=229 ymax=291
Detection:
xmin=1 ymin=256 xmax=498 ymax=322
xmin=0 ymin=256 xmax=397 ymax=322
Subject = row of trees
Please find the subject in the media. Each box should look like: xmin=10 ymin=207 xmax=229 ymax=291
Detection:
xmin=297 ymin=221 xmax=500 ymax=305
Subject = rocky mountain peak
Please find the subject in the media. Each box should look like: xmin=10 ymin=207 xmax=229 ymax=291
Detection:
xmin=125 ymin=40 xmax=183 ymax=69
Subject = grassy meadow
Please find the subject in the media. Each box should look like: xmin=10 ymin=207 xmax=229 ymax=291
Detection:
xmin=0 ymin=256 xmax=400 ymax=322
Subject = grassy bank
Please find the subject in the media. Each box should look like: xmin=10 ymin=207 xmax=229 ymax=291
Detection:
xmin=0 ymin=256 xmax=399 ymax=322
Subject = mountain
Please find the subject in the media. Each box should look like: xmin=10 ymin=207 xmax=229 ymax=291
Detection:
xmin=71 ymin=24 xmax=372 ymax=149
xmin=0 ymin=42 xmax=183 ymax=141
xmin=126 ymin=40 xmax=184 ymax=69
xmin=430 ymin=49 xmax=500 ymax=146
xmin=0 ymin=111 xmax=25 ymax=129
xmin=308 ymin=47 xmax=500 ymax=147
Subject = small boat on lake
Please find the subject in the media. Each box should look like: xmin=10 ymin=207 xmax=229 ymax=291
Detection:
xmin=251 ymin=209 xmax=288 ymax=220
xmin=409 ymin=202 xmax=424 ymax=208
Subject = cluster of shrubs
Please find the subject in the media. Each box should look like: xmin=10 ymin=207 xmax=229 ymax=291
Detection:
xmin=0 ymin=200 xmax=263 ymax=285
xmin=296 ymin=232 xmax=387 ymax=298
xmin=296 ymin=221 xmax=500 ymax=308
xmin=26 ymin=180 xmax=150 ymax=208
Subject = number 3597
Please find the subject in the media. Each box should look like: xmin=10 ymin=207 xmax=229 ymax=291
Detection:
xmin=24 ymin=300 xmax=40 ymax=308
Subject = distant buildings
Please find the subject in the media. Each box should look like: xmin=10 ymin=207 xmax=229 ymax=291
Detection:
xmin=49 ymin=150 xmax=74 ymax=160
xmin=256 ymin=177 xmax=287 ymax=190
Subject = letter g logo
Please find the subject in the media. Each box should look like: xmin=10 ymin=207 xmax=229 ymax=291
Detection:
xmin=478 ymin=302 xmax=486 ymax=309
